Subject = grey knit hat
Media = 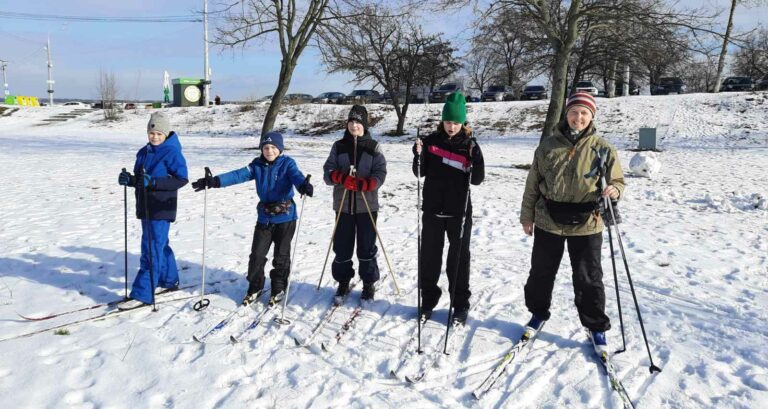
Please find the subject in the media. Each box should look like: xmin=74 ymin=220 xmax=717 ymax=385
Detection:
xmin=147 ymin=112 xmax=170 ymax=136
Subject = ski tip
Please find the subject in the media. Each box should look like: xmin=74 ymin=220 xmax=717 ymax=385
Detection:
xmin=229 ymin=335 xmax=238 ymax=344
xmin=472 ymin=391 xmax=482 ymax=400
xmin=389 ymin=370 xmax=398 ymax=379
xmin=293 ymin=337 xmax=302 ymax=347
xmin=320 ymin=343 xmax=329 ymax=352
xmin=192 ymin=335 xmax=203 ymax=343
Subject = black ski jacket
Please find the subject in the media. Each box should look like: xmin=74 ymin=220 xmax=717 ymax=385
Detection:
xmin=412 ymin=127 xmax=484 ymax=216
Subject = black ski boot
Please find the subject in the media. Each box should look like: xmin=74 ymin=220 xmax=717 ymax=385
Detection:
xmin=269 ymin=289 xmax=285 ymax=307
xmin=242 ymin=281 xmax=264 ymax=306
xmin=452 ymin=307 xmax=469 ymax=325
xmin=334 ymin=281 xmax=350 ymax=306
xmin=361 ymin=282 xmax=376 ymax=301
xmin=420 ymin=309 xmax=432 ymax=322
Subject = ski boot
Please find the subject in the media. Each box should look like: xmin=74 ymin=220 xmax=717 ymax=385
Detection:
xmin=269 ymin=290 xmax=285 ymax=307
xmin=452 ymin=307 xmax=469 ymax=325
xmin=589 ymin=330 xmax=608 ymax=357
xmin=334 ymin=281 xmax=350 ymax=306
xmin=242 ymin=282 xmax=264 ymax=306
xmin=361 ymin=282 xmax=376 ymax=301
xmin=522 ymin=314 xmax=546 ymax=341
xmin=117 ymin=298 xmax=147 ymax=311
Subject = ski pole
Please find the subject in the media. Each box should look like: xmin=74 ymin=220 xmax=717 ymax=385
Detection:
xmin=604 ymin=196 xmax=627 ymax=354
xmin=593 ymin=147 xmax=660 ymax=373
xmin=317 ymin=188 xmax=347 ymax=290
xmin=604 ymin=194 xmax=661 ymax=373
xmin=444 ymin=143 xmax=474 ymax=354
xmin=141 ymin=167 xmax=157 ymax=312
xmin=276 ymin=175 xmax=311 ymax=325
xmin=194 ymin=167 xmax=212 ymax=312
xmin=416 ymin=128 xmax=423 ymax=353
xmin=358 ymin=177 xmax=400 ymax=295
xmin=122 ymin=168 xmax=129 ymax=300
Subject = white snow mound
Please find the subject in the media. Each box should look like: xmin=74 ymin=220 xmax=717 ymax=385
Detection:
xmin=629 ymin=151 xmax=661 ymax=178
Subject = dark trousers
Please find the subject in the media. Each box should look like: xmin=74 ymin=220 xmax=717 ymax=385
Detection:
xmin=420 ymin=212 xmax=472 ymax=312
xmin=524 ymin=227 xmax=611 ymax=331
xmin=247 ymin=221 xmax=296 ymax=293
xmin=332 ymin=212 xmax=380 ymax=284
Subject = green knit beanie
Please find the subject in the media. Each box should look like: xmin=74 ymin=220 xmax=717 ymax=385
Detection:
xmin=441 ymin=92 xmax=466 ymax=124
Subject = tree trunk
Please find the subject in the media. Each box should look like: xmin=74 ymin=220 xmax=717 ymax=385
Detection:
xmin=542 ymin=46 xmax=570 ymax=139
xmin=607 ymin=60 xmax=617 ymax=98
xmin=713 ymin=0 xmax=737 ymax=93
xmin=261 ymin=61 xmax=296 ymax=137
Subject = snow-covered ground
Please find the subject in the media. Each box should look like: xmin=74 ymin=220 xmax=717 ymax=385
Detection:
xmin=1 ymin=92 xmax=766 ymax=408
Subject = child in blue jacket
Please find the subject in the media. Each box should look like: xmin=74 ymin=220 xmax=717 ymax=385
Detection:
xmin=192 ymin=131 xmax=313 ymax=305
xmin=117 ymin=112 xmax=189 ymax=310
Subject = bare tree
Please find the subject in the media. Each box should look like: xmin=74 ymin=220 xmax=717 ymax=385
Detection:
xmin=97 ymin=69 xmax=119 ymax=121
xmin=317 ymin=6 xmax=456 ymax=134
xmin=712 ymin=0 xmax=739 ymax=92
xmin=733 ymin=28 xmax=768 ymax=80
xmin=215 ymin=0 xmax=333 ymax=137
xmin=464 ymin=42 xmax=502 ymax=96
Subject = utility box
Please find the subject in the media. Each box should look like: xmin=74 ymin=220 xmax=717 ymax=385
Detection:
xmin=639 ymin=128 xmax=658 ymax=150
xmin=172 ymin=78 xmax=204 ymax=107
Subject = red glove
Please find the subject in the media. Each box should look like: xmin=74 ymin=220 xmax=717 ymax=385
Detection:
xmin=330 ymin=170 xmax=345 ymax=185
xmin=344 ymin=175 xmax=377 ymax=192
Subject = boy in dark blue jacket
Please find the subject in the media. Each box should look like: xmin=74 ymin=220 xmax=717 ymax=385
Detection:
xmin=117 ymin=112 xmax=189 ymax=310
xmin=192 ymin=131 xmax=313 ymax=305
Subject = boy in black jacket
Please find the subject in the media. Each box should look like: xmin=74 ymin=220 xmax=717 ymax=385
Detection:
xmin=413 ymin=92 xmax=484 ymax=324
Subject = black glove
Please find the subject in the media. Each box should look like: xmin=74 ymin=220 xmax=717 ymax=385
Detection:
xmin=298 ymin=181 xmax=313 ymax=197
xmin=118 ymin=170 xmax=134 ymax=186
xmin=192 ymin=175 xmax=220 ymax=191
xmin=599 ymin=198 xmax=622 ymax=226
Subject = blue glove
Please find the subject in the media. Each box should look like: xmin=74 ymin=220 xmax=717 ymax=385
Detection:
xmin=118 ymin=170 xmax=134 ymax=186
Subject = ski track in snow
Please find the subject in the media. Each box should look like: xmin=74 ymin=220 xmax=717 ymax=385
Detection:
xmin=1 ymin=94 xmax=767 ymax=408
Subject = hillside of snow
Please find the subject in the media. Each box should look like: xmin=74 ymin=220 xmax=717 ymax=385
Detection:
xmin=1 ymin=92 xmax=767 ymax=408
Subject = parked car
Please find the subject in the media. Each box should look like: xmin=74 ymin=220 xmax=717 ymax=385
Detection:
xmin=757 ymin=78 xmax=768 ymax=91
xmin=313 ymin=92 xmax=345 ymax=104
xmin=520 ymin=85 xmax=548 ymax=100
xmin=285 ymin=93 xmax=313 ymax=104
xmin=429 ymin=83 xmax=464 ymax=103
xmin=343 ymin=89 xmax=383 ymax=104
xmin=720 ymin=76 xmax=754 ymax=92
xmin=63 ymin=101 xmax=86 ymax=106
xmin=614 ymin=80 xmax=640 ymax=96
xmin=572 ymin=80 xmax=599 ymax=97
xmin=651 ymin=77 xmax=686 ymax=95
xmin=124 ymin=103 xmax=136 ymax=109
xmin=481 ymin=85 xmax=515 ymax=102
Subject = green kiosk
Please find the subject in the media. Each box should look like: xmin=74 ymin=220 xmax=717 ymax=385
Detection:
xmin=172 ymin=78 xmax=204 ymax=107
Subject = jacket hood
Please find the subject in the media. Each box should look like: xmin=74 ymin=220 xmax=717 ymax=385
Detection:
xmin=146 ymin=131 xmax=182 ymax=153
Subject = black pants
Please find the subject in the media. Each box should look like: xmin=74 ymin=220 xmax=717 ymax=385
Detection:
xmin=247 ymin=221 xmax=296 ymax=293
xmin=524 ymin=227 xmax=611 ymax=331
xmin=332 ymin=212 xmax=380 ymax=284
xmin=420 ymin=212 xmax=472 ymax=312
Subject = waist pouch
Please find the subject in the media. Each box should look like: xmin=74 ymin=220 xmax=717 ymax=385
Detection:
xmin=545 ymin=199 xmax=596 ymax=226
xmin=260 ymin=201 xmax=292 ymax=216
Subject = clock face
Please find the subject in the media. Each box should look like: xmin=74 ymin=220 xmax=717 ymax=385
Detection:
xmin=184 ymin=86 xmax=201 ymax=102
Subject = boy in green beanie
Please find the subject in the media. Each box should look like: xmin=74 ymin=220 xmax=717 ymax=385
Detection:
xmin=412 ymin=91 xmax=484 ymax=325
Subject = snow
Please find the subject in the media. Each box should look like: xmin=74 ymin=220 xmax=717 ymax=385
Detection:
xmin=1 ymin=92 xmax=767 ymax=408
xmin=629 ymin=152 xmax=662 ymax=178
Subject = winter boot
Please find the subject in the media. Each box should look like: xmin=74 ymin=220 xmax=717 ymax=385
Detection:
xmin=361 ymin=282 xmax=376 ymax=301
xmin=334 ymin=281 xmax=350 ymax=306
xmin=452 ymin=307 xmax=469 ymax=325
xmin=420 ymin=309 xmax=433 ymax=322
xmin=269 ymin=290 xmax=285 ymax=307
xmin=242 ymin=281 xmax=264 ymax=306
xmin=589 ymin=330 xmax=608 ymax=356
xmin=117 ymin=298 xmax=147 ymax=311
xmin=522 ymin=314 xmax=546 ymax=341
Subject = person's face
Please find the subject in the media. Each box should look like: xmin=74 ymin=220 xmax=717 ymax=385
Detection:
xmin=347 ymin=120 xmax=364 ymax=137
xmin=147 ymin=131 xmax=167 ymax=146
xmin=443 ymin=121 xmax=462 ymax=137
xmin=262 ymin=144 xmax=280 ymax=161
xmin=566 ymin=106 xmax=593 ymax=132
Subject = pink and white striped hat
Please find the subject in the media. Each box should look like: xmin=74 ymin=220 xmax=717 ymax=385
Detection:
xmin=566 ymin=92 xmax=597 ymax=117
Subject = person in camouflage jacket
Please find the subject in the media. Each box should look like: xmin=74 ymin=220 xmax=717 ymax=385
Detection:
xmin=519 ymin=92 xmax=624 ymax=340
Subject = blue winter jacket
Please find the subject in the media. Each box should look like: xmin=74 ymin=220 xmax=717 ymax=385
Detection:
xmin=216 ymin=155 xmax=307 ymax=225
xmin=133 ymin=132 xmax=189 ymax=221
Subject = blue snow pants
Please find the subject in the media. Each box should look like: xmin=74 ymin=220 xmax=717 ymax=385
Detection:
xmin=130 ymin=219 xmax=179 ymax=304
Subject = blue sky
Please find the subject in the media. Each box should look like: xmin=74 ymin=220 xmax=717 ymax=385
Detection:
xmin=0 ymin=0 xmax=764 ymax=101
